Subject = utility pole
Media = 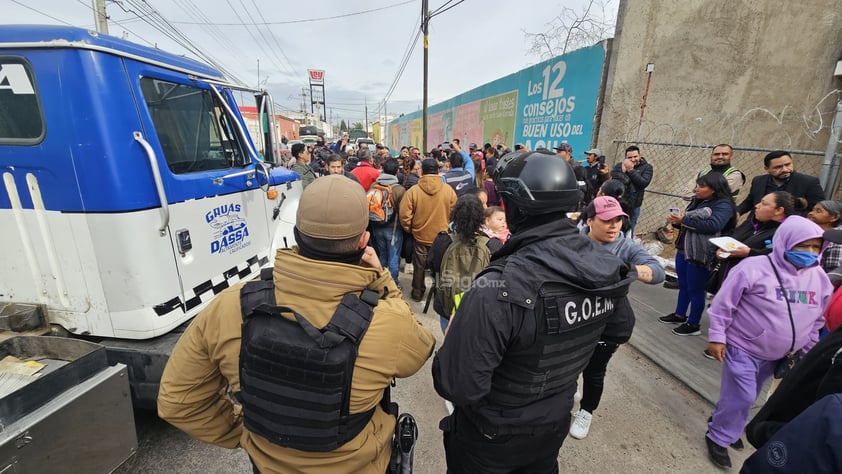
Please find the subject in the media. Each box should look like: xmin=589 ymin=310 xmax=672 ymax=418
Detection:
xmin=421 ymin=0 xmax=429 ymax=153
xmin=300 ymin=88 xmax=308 ymax=113
xmin=365 ymin=98 xmax=369 ymax=137
xmin=92 ymin=0 xmax=109 ymax=34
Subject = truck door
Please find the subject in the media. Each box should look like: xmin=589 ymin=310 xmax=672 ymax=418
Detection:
xmin=126 ymin=64 xmax=272 ymax=311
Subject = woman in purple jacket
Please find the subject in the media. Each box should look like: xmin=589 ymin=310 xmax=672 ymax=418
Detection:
xmin=703 ymin=215 xmax=832 ymax=469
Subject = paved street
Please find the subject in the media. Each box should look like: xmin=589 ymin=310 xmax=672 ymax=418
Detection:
xmin=116 ymin=273 xmax=758 ymax=473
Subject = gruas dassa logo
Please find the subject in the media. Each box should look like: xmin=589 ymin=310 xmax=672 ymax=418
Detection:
xmin=206 ymin=203 xmax=251 ymax=255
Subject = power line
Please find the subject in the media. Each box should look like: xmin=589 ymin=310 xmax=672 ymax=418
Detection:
xmin=375 ymin=1 xmax=465 ymax=115
xmin=121 ymin=0 xmax=245 ymax=84
xmin=74 ymin=0 xmax=157 ymax=46
xmin=169 ymin=0 xmax=252 ymax=74
xmin=379 ymin=30 xmax=420 ymax=107
xmin=329 ymin=106 xmax=368 ymax=113
xmin=169 ymin=0 xmax=416 ymax=25
xmin=429 ymin=0 xmax=455 ymax=16
xmin=10 ymin=0 xmax=74 ymax=26
xmin=329 ymin=101 xmax=373 ymax=107
xmin=246 ymin=0 xmax=306 ymax=87
xmin=429 ymin=0 xmax=466 ymax=19
xmin=375 ymin=13 xmax=423 ymax=114
xmin=228 ymin=0 xmax=292 ymax=83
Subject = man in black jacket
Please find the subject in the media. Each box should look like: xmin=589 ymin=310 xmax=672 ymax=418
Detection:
xmin=611 ymin=145 xmax=653 ymax=235
xmin=432 ymin=150 xmax=635 ymax=473
xmin=736 ymin=150 xmax=824 ymax=217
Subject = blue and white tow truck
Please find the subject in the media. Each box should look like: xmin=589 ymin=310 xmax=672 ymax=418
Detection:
xmin=0 ymin=25 xmax=301 ymax=471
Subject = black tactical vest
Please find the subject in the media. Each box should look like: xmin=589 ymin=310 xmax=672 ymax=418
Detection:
xmin=487 ymin=281 xmax=618 ymax=407
xmin=238 ymin=276 xmax=379 ymax=452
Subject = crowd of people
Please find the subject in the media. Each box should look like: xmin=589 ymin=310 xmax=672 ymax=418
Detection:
xmin=155 ymin=137 xmax=842 ymax=473
xmin=656 ymin=144 xmax=840 ymax=469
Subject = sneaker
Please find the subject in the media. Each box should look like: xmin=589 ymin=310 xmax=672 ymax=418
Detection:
xmin=705 ymin=435 xmax=732 ymax=469
xmin=569 ymin=409 xmax=592 ymax=439
xmin=702 ymin=349 xmax=717 ymax=360
xmin=663 ymin=280 xmax=679 ymax=289
xmin=659 ymin=313 xmax=687 ymax=324
xmin=673 ymin=323 xmax=701 ymax=336
xmin=404 ymin=263 xmax=413 ymax=275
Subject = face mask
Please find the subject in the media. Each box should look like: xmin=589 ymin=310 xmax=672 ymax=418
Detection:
xmin=784 ymin=250 xmax=819 ymax=268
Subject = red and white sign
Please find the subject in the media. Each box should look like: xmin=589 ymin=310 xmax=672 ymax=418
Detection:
xmin=308 ymin=69 xmax=324 ymax=84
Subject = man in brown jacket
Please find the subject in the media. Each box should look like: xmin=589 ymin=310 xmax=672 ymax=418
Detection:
xmin=158 ymin=175 xmax=435 ymax=474
xmin=399 ymin=158 xmax=457 ymax=301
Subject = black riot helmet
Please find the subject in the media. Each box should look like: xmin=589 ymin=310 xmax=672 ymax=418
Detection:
xmin=493 ymin=149 xmax=583 ymax=218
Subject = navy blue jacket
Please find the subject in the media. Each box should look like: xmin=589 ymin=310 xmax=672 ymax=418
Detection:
xmin=741 ymin=394 xmax=842 ymax=473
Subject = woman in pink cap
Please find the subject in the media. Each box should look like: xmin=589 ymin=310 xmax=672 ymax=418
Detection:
xmin=568 ymin=196 xmax=666 ymax=440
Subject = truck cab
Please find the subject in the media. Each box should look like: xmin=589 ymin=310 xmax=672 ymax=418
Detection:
xmin=0 ymin=25 xmax=302 ymax=406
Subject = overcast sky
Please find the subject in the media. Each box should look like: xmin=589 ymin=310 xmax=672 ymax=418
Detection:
xmin=7 ymin=0 xmax=617 ymax=125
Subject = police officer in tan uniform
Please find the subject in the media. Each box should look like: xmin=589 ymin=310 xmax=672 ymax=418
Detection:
xmin=159 ymin=175 xmax=435 ymax=473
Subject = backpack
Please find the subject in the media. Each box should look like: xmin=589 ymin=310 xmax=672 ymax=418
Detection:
xmin=436 ymin=234 xmax=491 ymax=318
xmin=367 ymin=182 xmax=394 ymax=223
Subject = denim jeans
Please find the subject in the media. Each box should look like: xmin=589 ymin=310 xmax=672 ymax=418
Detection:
xmin=371 ymin=222 xmax=403 ymax=285
xmin=674 ymin=251 xmax=711 ymax=325
xmin=629 ymin=206 xmax=641 ymax=236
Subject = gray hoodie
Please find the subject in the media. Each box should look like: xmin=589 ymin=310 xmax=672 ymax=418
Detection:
xmin=579 ymin=226 xmax=666 ymax=284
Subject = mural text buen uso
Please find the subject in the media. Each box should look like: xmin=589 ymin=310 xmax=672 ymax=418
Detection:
xmin=388 ymin=42 xmax=606 ymax=156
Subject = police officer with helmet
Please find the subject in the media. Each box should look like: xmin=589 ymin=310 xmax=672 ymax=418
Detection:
xmin=158 ymin=175 xmax=435 ymax=473
xmin=432 ymin=150 xmax=636 ymax=473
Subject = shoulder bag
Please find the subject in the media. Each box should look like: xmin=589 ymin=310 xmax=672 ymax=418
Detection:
xmin=765 ymin=255 xmax=804 ymax=379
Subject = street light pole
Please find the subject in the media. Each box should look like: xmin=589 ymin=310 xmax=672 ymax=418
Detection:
xmin=421 ymin=0 xmax=429 ymax=154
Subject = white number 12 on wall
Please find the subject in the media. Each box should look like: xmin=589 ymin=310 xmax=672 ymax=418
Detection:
xmin=541 ymin=61 xmax=567 ymax=101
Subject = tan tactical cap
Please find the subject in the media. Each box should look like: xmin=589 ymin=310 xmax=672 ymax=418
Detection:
xmin=296 ymin=175 xmax=369 ymax=240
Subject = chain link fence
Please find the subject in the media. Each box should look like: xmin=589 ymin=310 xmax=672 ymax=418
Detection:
xmin=608 ymin=140 xmax=827 ymax=239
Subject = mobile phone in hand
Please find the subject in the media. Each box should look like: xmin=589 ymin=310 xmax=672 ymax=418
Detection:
xmin=669 ymin=207 xmax=681 ymax=216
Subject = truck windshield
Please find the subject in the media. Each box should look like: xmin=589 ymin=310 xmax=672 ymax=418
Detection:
xmin=140 ymin=77 xmax=248 ymax=174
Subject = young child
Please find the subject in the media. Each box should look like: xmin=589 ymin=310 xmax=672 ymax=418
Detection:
xmin=482 ymin=206 xmax=511 ymax=243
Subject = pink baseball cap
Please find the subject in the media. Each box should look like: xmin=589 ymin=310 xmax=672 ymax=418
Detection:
xmin=593 ymin=196 xmax=628 ymax=221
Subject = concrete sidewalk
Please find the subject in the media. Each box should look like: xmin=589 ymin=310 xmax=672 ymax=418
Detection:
xmin=626 ymin=281 xmax=723 ymax=405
